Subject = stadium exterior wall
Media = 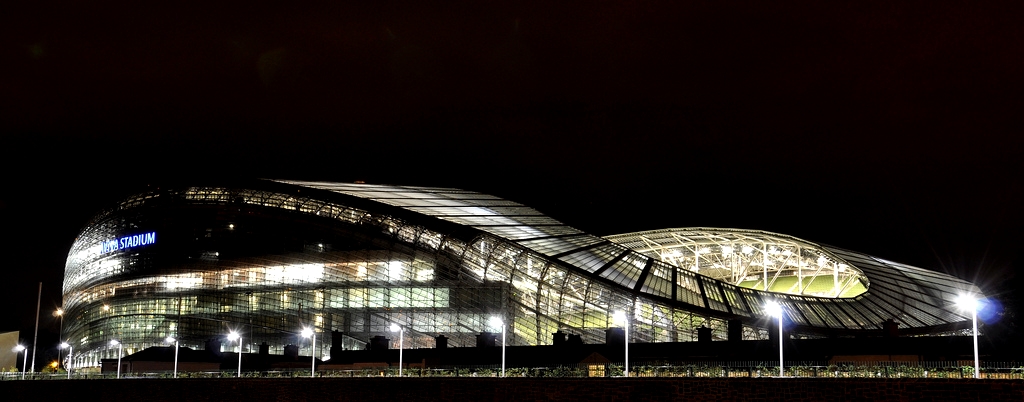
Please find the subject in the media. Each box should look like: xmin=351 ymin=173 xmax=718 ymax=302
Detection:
xmin=60 ymin=180 xmax=982 ymax=368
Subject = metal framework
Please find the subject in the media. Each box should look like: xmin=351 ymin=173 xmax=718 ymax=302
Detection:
xmin=61 ymin=180 xmax=984 ymax=368
xmin=605 ymin=229 xmax=867 ymax=298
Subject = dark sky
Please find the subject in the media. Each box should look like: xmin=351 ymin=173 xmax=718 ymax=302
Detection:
xmin=3 ymin=0 xmax=1023 ymax=360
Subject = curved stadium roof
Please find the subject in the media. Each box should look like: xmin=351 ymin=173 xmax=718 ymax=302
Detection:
xmin=273 ymin=180 xmax=981 ymax=336
xmin=63 ymin=178 xmax=985 ymax=364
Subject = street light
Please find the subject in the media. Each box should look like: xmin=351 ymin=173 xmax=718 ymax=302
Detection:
xmin=110 ymin=340 xmax=123 ymax=379
xmin=60 ymin=342 xmax=73 ymax=379
xmin=227 ymin=331 xmax=242 ymax=378
xmin=301 ymin=327 xmax=316 ymax=378
xmin=165 ymin=336 xmax=179 ymax=378
xmin=613 ymin=310 xmax=629 ymax=377
xmin=765 ymin=301 xmax=784 ymax=377
xmin=489 ymin=316 xmax=505 ymax=377
xmin=389 ymin=324 xmax=403 ymax=377
xmin=956 ymin=294 xmax=981 ymax=379
xmin=13 ymin=345 xmax=27 ymax=380
xmin=54 ymin=309 xmax=64 ymax=370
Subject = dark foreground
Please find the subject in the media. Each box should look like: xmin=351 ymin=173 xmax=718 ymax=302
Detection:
xmin=4 ymin=377 xmax=1022 ymax=401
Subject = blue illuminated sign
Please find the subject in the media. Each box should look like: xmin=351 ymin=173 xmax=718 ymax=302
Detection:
xmin=101 ymin=232 xmax=157 ymax=254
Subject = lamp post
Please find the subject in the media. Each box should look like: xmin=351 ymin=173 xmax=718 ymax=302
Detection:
xmin=60 ymin=342 xmax=73 ymax=379
xmin=227 ymin=331 xmax=242 ymax=378
xmin=301 ymin=328 xmax=316 ymax=378
xmin=613 ymin=311 xmax=629 ymax=377
xmin=765 ymin=301 xmax=784 ymax=377
xmin=489 ymin=316 xmax=505 ymax=377
xmin=55 ymin=309 xmax=63 ymax=370
xmin=165 ymin=336 xmax=179 ymax=378
xmin=956 ymin=294 xmax=981 ymax=379
xmin=13 ymin=345 xmax=27 ymax=380
xmin=388 ymin=324 xmax=403 ymax=377
xmin=110 ymin=340 xmax=123 ymax=379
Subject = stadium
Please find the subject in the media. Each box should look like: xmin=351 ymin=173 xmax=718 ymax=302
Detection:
xmin=62 ymin=179 xmax=984 ymax=368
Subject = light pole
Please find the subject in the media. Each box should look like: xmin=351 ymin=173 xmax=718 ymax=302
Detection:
xmin=301 ymin=327 xmax=316 ymax=378
xmin=613 ymin=310 xmax=629 ymax=377
xmin=110 ymin=340 xmax=123 ymax=378
xmin=166 ymin=336 xmax=179 ymax=378
xmin=489 ymin=316 xmax=505 ymax=377
xmin=13 ymin=345 xmax=27 ymax=380
xmin=60 ymin=342 xmax=73 ymax=379
xmin=54 ymin=309 xmax=63 ymax=370
xmin=956 ymin=294 xmax=981 ymax=379
xmin=765 ymin=301 xmax=784 ymax=377
xmin=388 ymin=324 xmax=403 ymax=377
xmin=227 ymin=331 xmax=242 ymax=378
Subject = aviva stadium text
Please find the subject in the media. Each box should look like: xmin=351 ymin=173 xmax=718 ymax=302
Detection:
xmin=101 ymin=232 xmax=156 ymax=254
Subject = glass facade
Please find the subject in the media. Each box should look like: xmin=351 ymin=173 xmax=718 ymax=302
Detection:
xmin=62 ymin=180 xmax=984 ymax=368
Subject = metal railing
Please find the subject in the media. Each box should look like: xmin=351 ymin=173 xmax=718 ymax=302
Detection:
xmin=4 ymin=361 xmax=1023 ymax=380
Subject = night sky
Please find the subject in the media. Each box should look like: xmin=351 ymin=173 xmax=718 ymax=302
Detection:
xmin=4 ymin=0 xmax=1023 ymax=365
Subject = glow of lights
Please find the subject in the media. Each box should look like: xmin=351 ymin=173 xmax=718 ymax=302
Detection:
xmin=166 ymin=336 xmax=179 ymax=378
xmin=227 ymin=331 xmax=242 ymax=377
xmin=110 ymin=340 xmax=123 ymax=378
xmin=60 ymin=343 xmax=72 ymax=379
xmin=387 ymin=261 xmax=404 ymax=281
xmin=612 ymin=310 xmax=629 ymax=377
xmin=301 ymin=328 xmax=316 ymax=378
xmin=389 ymin=324 xmax=403 ymax=377
xmin=489 ymin=317 xmax=506 ymax=377
xmin=14 ymin=345 xmax=27 ymax=379
xmin=956 ymin=294 xmax=981 ymax=379
xmin=764 ymin=301 xmax=784 ymax=377
xmin=956 ymin=294 xmax=978 ymax=311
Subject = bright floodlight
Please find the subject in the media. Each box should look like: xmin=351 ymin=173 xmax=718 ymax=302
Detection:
xmin=227 ymin=331 xmax=242 ymax=377
xmin=110 ymin=339 xmax=123 ymax=378
xmin=389 ymin=324 xmax=404 ymax=376
xmin=166 ymin=336 xmax=180 ymax=378
xmin=490 ymin=316 xmax=506 ymax=377
xmin=612 ymin=310 xmax=630 ymax=377
xmin=956 ymin=294 xmax=981 ymax=379
xmin=956 ymin=294 xmax=979 ymax=311
xmin=14 ymin=345 xmax=27 ymax=380
xmin=301 ymin=327 xmax=316 ymax=378
xmin=60 ymin=343 xmax=73 ymax=379
xmin=764 ymin=301 xmax=784 ymax=377
xmin=612 ymin=310 xmax=627 ymax=325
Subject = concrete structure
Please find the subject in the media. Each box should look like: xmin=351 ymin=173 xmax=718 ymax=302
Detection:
xmin=0 ymin=331 xmax=20 ymax=371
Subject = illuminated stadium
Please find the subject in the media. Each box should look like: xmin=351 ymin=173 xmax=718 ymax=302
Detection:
xmin=62 ymin=179 xmax=984 ymax=367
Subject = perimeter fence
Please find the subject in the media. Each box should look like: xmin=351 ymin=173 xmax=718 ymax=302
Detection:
xmin=4 ymin=361 xmax=1024 ymax=380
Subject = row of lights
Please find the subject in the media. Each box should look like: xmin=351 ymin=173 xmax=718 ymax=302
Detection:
xmin=764 ymin=294 xmax=982 ymax=378
xmin=25 ymin=294 xmax=983 ymax=379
